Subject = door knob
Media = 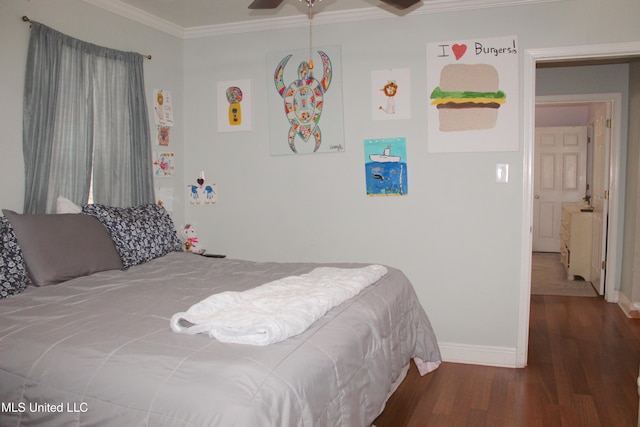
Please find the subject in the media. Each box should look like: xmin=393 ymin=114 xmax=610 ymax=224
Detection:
xmin=535 ymin=194 xmax=540 ymax=199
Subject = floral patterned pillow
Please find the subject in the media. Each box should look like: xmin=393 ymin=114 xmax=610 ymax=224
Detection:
xmin=0 ymin=216 xmax=28 ymax=298
xmin=82 ymin=204 xmax=183 ymax=269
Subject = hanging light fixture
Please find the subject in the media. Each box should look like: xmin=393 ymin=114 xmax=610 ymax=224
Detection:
xmin=301 ymin=0 xmax=321 ymax=70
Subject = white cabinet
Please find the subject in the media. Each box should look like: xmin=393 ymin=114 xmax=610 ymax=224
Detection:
xmin=560 ymin=204 xmax=593 ymax=281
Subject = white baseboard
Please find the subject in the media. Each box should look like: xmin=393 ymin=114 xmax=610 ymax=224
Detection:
xmin=439 ymin=342 xmax=518 ymax=368
xmin=617 ymin=292 xmax=640 ymax=318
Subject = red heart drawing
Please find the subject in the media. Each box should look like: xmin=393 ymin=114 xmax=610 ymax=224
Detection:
xmin=452 ymin=44 xmax=467 ymax=60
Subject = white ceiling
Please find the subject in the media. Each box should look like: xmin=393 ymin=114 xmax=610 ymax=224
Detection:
xmin=82 ymin=0 xmax=557 ymax=38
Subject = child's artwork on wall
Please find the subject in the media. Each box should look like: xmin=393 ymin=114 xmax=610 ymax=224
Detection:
xmin=217 ymin=79 xmax=252 ymax=132
xmin=153 ymin=89 xmax=174 ymax=127
xmin=153 ymin=152 xmax=175 ymax=177
xmin=155 ymin=187 xmax=174 ymax=212
xmin=157 ymin=125 xmax=170 ymax=146
xmin=426 ymin=35 xmax=519 ymax=153
xmin=364 ymin=137 xmax=408 ymax=196
xmin=371 ymin=68 xmax=411 ymax=120
xmin=267 ymin=45 xmax=345 ymax=155
xmin=187 ymin=171 xmax=217 ymax=205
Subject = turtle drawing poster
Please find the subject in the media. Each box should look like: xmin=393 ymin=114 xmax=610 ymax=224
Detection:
xmin=426 ymin=35 xmax=519 ymax=153
xmin=266 ymin=45 xmax=345 ymax=155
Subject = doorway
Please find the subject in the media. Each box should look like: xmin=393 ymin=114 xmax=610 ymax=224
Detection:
xmin=533 ymin=96 xmax=619 ymax=297
xmin=516 ymin=41 xmax=640 ymax=368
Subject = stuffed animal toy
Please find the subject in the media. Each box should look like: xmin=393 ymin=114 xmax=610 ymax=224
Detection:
xmin=182 ymin=224 xmax=204 ymax=254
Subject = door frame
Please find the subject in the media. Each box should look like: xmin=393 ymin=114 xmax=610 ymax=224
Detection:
xmin=516 ymin=41 xmax=640 ymax=368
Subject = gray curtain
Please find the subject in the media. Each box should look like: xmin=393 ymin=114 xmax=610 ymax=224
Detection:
xmin=23 ymin=22 xmax=155 ymax=214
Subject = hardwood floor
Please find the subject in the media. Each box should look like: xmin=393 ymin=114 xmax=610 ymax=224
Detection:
xmin=374 ymin=295 xmax=640 ymax=426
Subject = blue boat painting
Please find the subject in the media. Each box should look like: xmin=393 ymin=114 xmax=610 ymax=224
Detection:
xmin=364 ymin=137 xmax=408 ymax=196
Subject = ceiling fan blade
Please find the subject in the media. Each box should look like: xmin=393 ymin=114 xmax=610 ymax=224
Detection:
xmin=380 ymin=0 xmax=422 ymax=8
xmin=248 ymin=0 xmax=285 ymax=9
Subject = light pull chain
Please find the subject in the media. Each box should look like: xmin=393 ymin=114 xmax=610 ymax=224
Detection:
xmin=300 ymin=0 xmax=321 ymax=70
xmin=308 ymin=5 xmax=313 ymax=70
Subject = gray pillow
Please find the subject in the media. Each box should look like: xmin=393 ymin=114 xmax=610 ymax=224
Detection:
xmin=2 ymin=210 xmax=123 ymax=287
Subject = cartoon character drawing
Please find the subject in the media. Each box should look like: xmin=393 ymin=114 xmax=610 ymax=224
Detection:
xmin=274 ymin=50 xmax=332 ymax=153
xmin=379 ymin=80 xmax=398 ymax=114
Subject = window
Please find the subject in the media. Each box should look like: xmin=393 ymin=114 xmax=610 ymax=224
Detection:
xmin=22 ymin=22 xmax=155 ymax=214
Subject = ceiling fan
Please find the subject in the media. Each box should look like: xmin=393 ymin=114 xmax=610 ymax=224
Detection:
xmin=250 ymin=0 xmax=421 ymax=72
xmin=249 ymin=0 xmax=422 ymax=10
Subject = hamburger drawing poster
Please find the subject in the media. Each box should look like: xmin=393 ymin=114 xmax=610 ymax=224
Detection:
xmin=427 ymin=35 xmax=519 ymax=152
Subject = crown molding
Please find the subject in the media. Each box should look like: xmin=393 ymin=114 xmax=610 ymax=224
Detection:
xmin=528 ymin=40 xmax=640 ymax=62
xmin=81 ymin=0 xmax=185 ymax=38
xmin=83 ymin=0 xmax=560 ymax=40
xmin=183 ymin=7 xmax=387 ymax=39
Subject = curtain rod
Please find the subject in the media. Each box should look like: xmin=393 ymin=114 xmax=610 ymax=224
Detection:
xmin=21 ymin=16 xmax=152 ymax=60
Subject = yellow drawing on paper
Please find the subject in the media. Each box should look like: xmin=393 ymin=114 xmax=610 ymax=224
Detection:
xmin=226 ymin=86 xmax=243 ymax=126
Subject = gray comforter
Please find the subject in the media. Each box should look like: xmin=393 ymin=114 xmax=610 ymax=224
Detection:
xmin=0 ymin=252 xmax=441 ymax=426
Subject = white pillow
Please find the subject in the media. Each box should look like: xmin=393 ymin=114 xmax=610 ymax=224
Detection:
xmin=56 ymin=196 xmax=82 ymax=214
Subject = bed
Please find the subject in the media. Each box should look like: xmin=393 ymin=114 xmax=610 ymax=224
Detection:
xmin=0 ymin=204 xmax=441 ymax=426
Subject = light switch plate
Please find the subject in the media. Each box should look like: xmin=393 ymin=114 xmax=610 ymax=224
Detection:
xmin=495 ymin=164 xmax=509 ymax=183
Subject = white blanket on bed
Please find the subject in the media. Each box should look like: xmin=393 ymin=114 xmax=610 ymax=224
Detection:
xmin=170 ymin=264 xmax=388 ymax=345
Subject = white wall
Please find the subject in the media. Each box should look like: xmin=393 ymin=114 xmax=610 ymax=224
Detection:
xmin=182 ymin=1 xmax=640 ymax=365
xmin=183 ymin=17 xmax=524 ymax=357
xmin=2 ymin=0 xmax=640 ymax=367
xmin=535 ymin=104 xmax=591 ymax=127
xmin=623 ymin=61 xmax=640 ymax=302
xmin=0 ymin=0 xmax=186 ymax=227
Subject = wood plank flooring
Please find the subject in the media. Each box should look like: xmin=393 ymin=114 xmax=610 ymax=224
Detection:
xmin=373 ymin=295 xmax=640 ymax=427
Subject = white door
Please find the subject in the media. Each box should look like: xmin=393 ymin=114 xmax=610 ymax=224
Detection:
xmin=533 ymin=126 xmax=588 ymax=252
xmin=590 ymin=103 xmax=611 ymax=295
